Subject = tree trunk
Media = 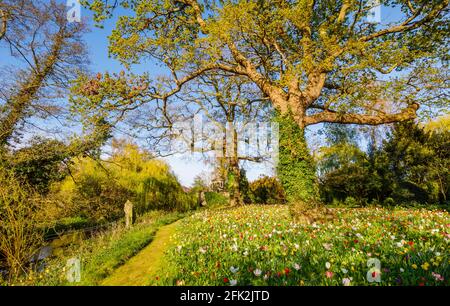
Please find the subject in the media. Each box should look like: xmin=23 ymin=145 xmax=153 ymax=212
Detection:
xmin=228 ymin=123 xmax=243 ymax=206
xmin=275 ymin=112 xmax=319 ymax=203
xmin=228 ymin=158 xmax=242 ymax=206
xmin=0 ymin=28 xmax=65 ymax=146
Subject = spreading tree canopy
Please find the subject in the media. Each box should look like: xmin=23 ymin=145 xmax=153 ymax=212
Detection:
xmin=81 ymin=0 xmax=449 ymax=129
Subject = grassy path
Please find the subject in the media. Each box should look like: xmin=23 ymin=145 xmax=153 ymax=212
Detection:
xmin=101 ymin=220 xmax=180 ymax=286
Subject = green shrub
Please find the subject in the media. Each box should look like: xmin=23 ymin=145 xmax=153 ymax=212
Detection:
xmin=318 ymin=120 xmax=450 ymax=206
xmin=204 ymin=192 xmax=229 ymax=207
xmin=383 ymin=197 xmax=395 ymax=207
xmin=344 ymin=196 xmax=358 ymax=207
xmin=4 ymin=137 xmax=70 ymax=194
xmin=43 ymin=216 xmax=93 ymax=240
xmin=0 ymin=169 xmax=44 ymax=281
xmin=250 ymin=176 xmax=286 ymax=204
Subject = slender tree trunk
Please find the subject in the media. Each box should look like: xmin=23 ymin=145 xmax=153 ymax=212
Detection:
xmin=228 ymin=123 xmax=243 ymax=206
xmin=0 ymin=9 xmax=7 ymax=41
xmin=228 ymin=159 xmax=242 ymax=206
xmin=0 ymin=28 xmax=65 ymax=146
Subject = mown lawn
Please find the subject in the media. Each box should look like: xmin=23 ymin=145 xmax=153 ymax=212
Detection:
xmin=156 ymin=205 xmax=449 ymax=286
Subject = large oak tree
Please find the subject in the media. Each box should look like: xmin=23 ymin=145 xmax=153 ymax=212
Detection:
xmin=85 ymin=0 xmax=448 ymax=126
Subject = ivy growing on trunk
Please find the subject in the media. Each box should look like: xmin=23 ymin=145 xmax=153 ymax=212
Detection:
xmin=275 ymin=112 xmax=319 ymax=203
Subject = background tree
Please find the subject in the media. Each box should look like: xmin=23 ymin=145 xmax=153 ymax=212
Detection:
xmin=0 ymin=0 xmax=89 ymax=146
xmin=317 ymin=124 xmax=377 ymax=204
xmin=0 ymin=169 xmax=43 ymax=280
xmin=379 ymin=120 xmax=450 ymax=204
xmin=51 ymin=139 xmax=195 ymax=222
xmin=318 ymin=118 xmax=450 ymax=206
xmin=176 ymin=74 xmax=271 ymax=205
xmin=192 ymin=173 xmax=210 ymax=190
xmin=0 ymin=0 xmax=112 ymax=191
xmin=72 ymin=71 xmax=273 ymax=205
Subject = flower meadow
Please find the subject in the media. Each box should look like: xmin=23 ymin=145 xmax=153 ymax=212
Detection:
xmin=155 ymin=205 xmax=449 ymax=286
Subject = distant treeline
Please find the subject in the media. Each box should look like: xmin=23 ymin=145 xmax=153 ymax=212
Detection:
xmin=318 ymin=119 xmax=450 ymax=207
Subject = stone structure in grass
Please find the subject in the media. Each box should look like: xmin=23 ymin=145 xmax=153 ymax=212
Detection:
xmin=124 ymin=200 xmax=133 ymax=229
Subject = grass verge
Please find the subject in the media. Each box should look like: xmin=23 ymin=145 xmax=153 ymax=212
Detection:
xmin=11 ymin=210 xmax=187 ymax=286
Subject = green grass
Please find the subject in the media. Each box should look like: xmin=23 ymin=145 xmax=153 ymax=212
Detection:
xmin=79 ymin=211 xmax=187 ymax=285
xmin=43 ymin=216 xmax=93 ymax=240
xmin=17 ymin=210 xmax=188 ymax=286
xmin=157 ymin=205 xmax=450 ymax=286
xmin=101 ymin=220 xmax=181 ymax=286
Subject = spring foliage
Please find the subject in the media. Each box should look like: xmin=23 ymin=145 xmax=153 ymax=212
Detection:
xmin=0 ymin=169 xmax=43 ymax=279
xmin=249 ymin=176 xmax=286 ymax=205
xmin=318 ymin=120 xmax=450 ymax=206
xmin=53 ymin=141 xmax=195 ymax=222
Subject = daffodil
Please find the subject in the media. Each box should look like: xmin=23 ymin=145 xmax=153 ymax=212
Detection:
xmin=421 ymin=262 xmax=430 ymax=271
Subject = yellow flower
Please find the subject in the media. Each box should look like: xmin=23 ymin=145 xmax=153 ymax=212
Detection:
xmin=299 ymin=280 xmax=305 ymax=286
xmin=421 ymin=262 xmax=430 ymax=271
xmin=412 ymin=264 xmax=418 ymax=269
